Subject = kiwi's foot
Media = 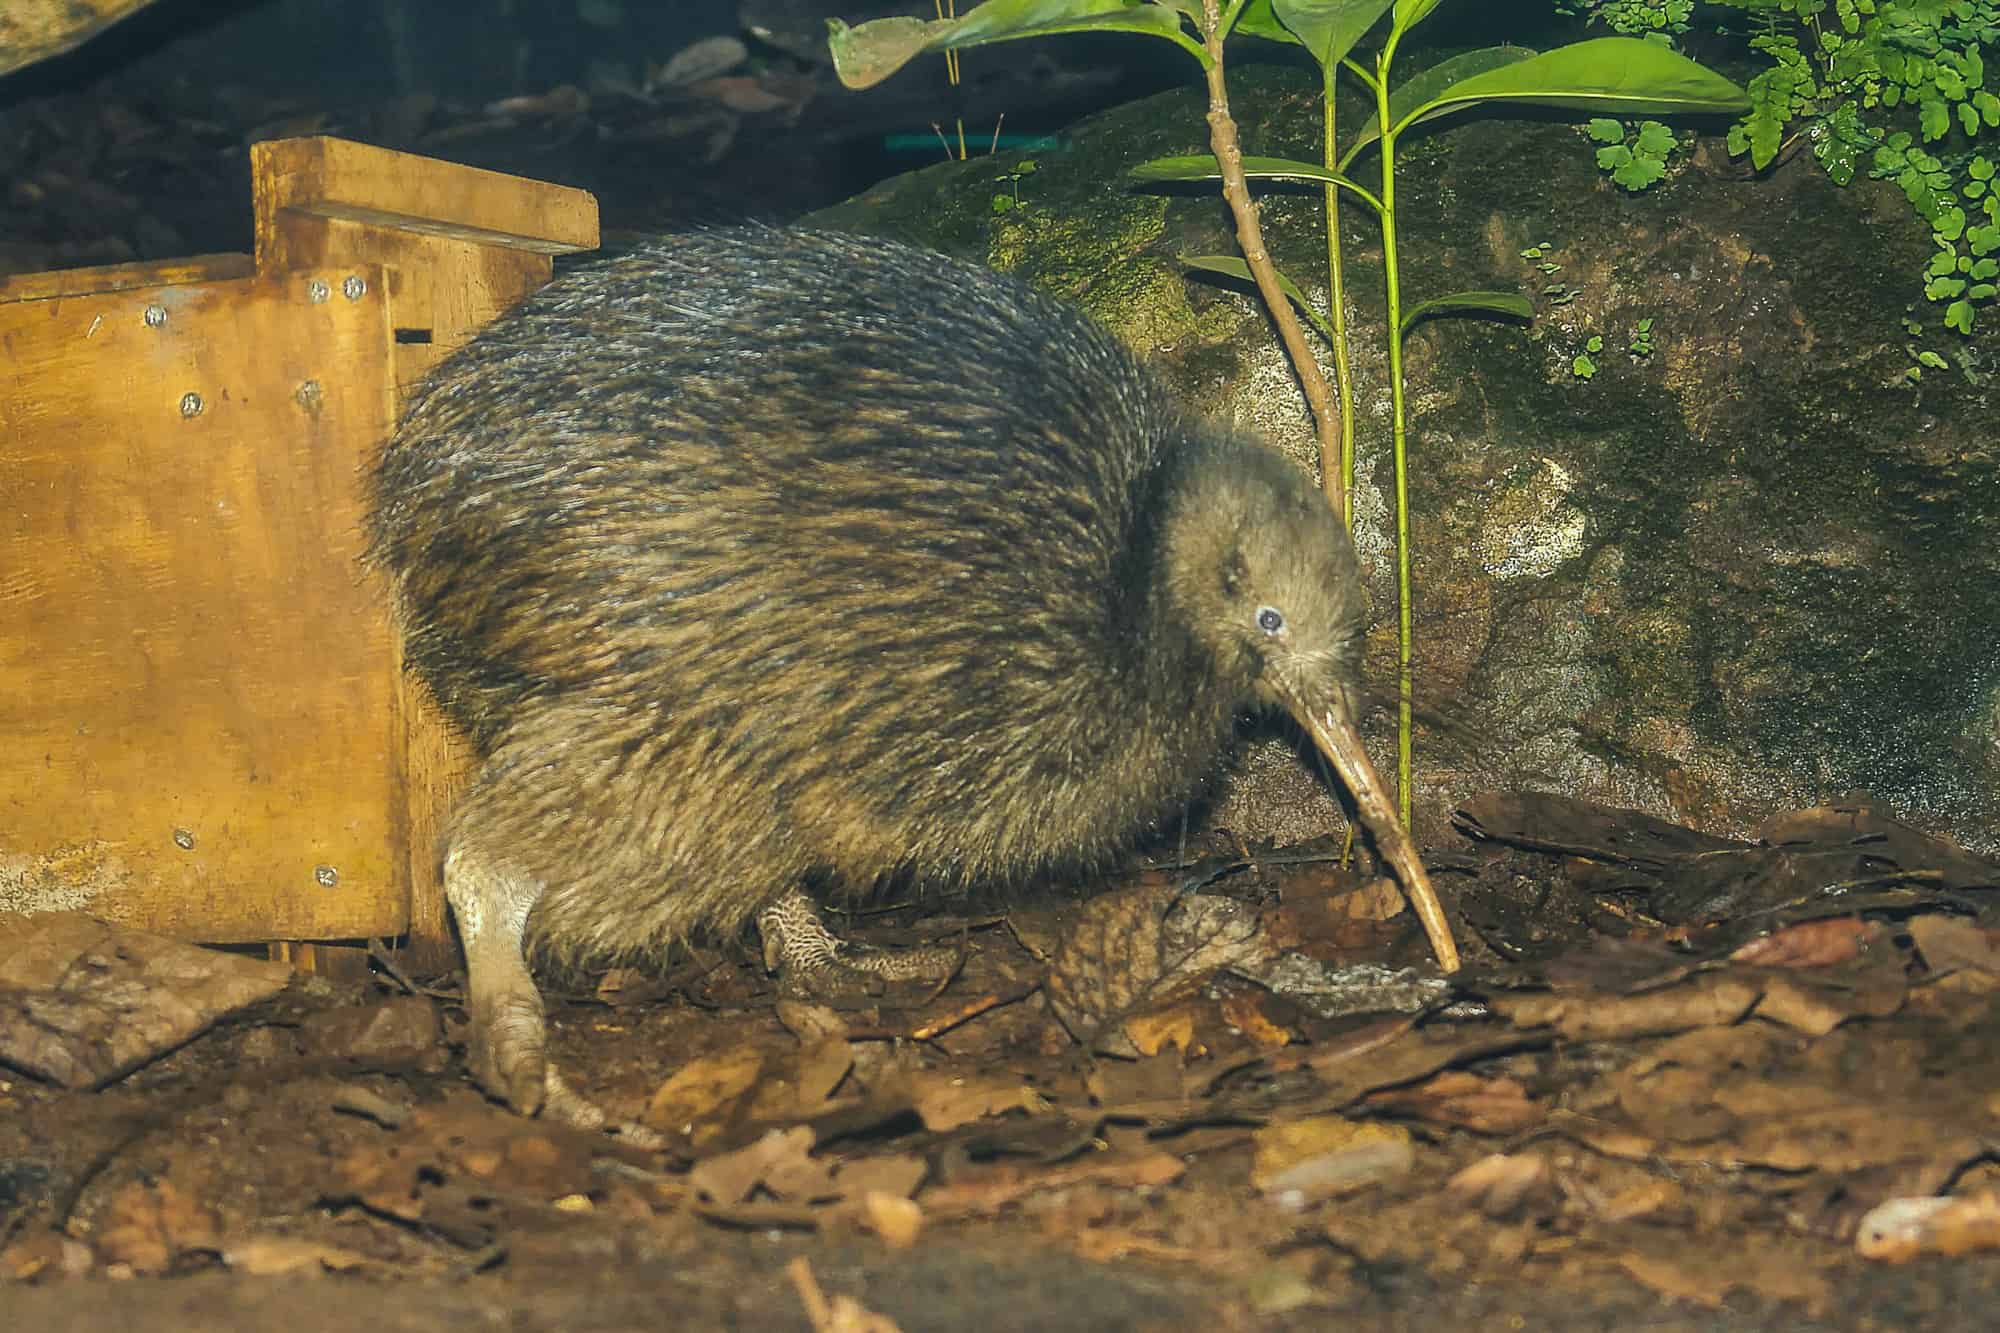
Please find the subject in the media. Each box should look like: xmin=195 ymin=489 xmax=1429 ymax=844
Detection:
xmin=447 ymin=841 xmax=662 ymax=1147
xmin=756 ymin=887 xmax=962 ymax=1001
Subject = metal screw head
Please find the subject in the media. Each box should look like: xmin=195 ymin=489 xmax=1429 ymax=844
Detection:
xmin=306 ymin=279 xmax=330 ymax=304
xmin=314 ymin=865 xmax=339 ymax=889
xmin=143 ymin=304 xmax=167 ymax=328
xmin=342 ymin=274 xmax=367 ymax=300
xmin=172 ymin=827 xmax=195 ymax=850
xmin=179 ymin=392 xmax=204 ymax=418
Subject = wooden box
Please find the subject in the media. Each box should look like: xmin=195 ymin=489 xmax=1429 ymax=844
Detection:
xmin=0 ymin=137 xmax=598 ymax=964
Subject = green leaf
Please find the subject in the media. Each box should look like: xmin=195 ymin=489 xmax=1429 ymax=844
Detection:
xmin=1587 ymin=117 xmax=1626 ymax=143
xmin=1233 ymin=1 xmax=1302 ymax=45
xmin=1392 ymin=0 xmax=1446 ymax=32
xmin=1961 ymin=101 xmax=1981 ymax=137
xmin=1634 ymin=120 xmax=1677 ymax=155
xmin=1352 ymin=46 xmax=1537 ymax=153
xmin=1572 ymin=353 xmax=1598 ymax=378
xmin=1400 ymin=289 xmax=1534 ymax=334
xmin=1611 ymin=153 xmax=1668 ymax=190
xmin=1129 ymin=153 xmax=1381 ymax=209
xmin=1378 ymin=36 xmax=1750 ymax=141
xmin=1918 ymin=349 xmax=1950 ymax=369
xmin=1946 ymin=299 xmax=1975 ymax=333
xmin=1178 ymin=255 xmax=1337 ymax=345
xmin=1920 ymin=98 xmax=1950 ymax=141
xmin=1271 ymin=0 xmax=1396 ymax=69
xmin=828 ymin=0 xmax=1190 ymax=90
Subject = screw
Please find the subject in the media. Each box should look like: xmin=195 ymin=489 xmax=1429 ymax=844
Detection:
xmin=306 ymin=279 xmax=330 ymax=304
xmin=172 ymin=827 xmax=195 ymax=850
xmin=314 ymin=865 xmax=339 ymax=888
xmin=143 ymin=305 xmax=167 ymax=328
xmin=179 ymin=392 xmax=203 ymax=418
xmin=295 ymin=379 xmax=323 ymax=411
xmin=342 ymin=274 xmax=367 ymax=300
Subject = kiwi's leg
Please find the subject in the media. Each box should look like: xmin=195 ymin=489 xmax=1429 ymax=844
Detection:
xmin=756 ymin=887 xmax=963 ymax=1000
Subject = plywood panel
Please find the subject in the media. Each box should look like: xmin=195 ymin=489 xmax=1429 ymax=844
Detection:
xmin=248 ymin=136 xmax=601 ymax=967
xmin=0 ymin=265 xmax=406 ymax=941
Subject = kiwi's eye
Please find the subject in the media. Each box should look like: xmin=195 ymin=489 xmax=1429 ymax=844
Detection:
xmin=1256 ymin=606 xmax=1285 ymax=636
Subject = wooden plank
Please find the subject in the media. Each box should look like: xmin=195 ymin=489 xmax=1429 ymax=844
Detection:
xmin=0 ymin=266 xmax=407 ymax=942
xmin=252 ymin=137 xmax=599 ymax=260
xmin=0 ymin=254 xmax=254 ymax=303
xmin=249 ymin=143 xmax=601 ymax=968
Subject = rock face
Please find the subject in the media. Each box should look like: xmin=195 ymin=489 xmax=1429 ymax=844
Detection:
xmin=808 ymin=62 xmax=2000 ymax=855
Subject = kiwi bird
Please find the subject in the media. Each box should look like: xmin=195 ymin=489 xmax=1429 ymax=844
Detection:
xmin=367 ymin=227 xmax=1459 ymax=1128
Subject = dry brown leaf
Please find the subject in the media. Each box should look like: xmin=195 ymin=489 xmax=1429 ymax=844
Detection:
xmin=1615 ymin=1236 xmax=1831 ymax=1313
xmin=1252 ymin=1115 xmax=1414 ymax=1207
xmin=1909 ymin=916 xmax=2000 ymax=991
xmin=1752 ymin=972 xmax=1879 ymax=1035
xmin=1492 ymin=974 xmax=1761 ymax=1041
xmin=1445 ymin=1152 xmax=1552 ymax=1218
xmin=220 ymin=1235 xmax=371 ymax=1276
xmin=1123 ymin=1004 xmax=1201 ymax=1057
xmin=96 ymin=1180 xmax=219 ymax=1275
xmin=833 ymin=1155 xmax=927 ymax=1202
xmin=1217 ymin=988 xmax=1294 ymax=1047
xmin=691 ymin=1125 xmax=824 ymax=1206
xmin=0 ymin=1231 xmax=95 ymax=1281
xmin=796 ymin=1038 xmax=856 ymax=1106
xmin=1729 ymin=916 xmax=1877 ymax=968
xmin=334 ymin=1092 xmax=603 ymax=1225
xmin=910 ymin=1070 xmax=1046 ymax=1131
xmin=1044 ymin=887 xmax=1269 ymax=1055
xmin=775 ymin=1000 xmax=851 ymax=1044
xmin=0 ymin=912 xmax=293 ymax=1087
xmin=1857 ymin=1190 xmax=2000 ymax=1260
xmin=856 ymin=1193 xmax=924 ymax=1249
xmin=1362 ymin=1070 xmax=1543 ymax=1133
xmin=643 ymin=1047 xmax=766 ymax=1141
xmin=921 ymin=1151 xmax=1186 ymax=1218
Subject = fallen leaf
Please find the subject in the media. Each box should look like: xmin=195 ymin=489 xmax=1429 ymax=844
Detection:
xmin=1445 ymin=1152 xmax=1552 ymax=1218
xmin=1252 ymin=1115 xmax=1414 ymax=1207
xmin=1045 ymin=887 xmax=1270 ymax=1055
xmin=691 ymin=1126 xmax=825 ymax=1206
xmin=96 ymin=1180 xmax=219 ymax=1275
xmin=221 ymin=1235 xmax=370 ymax=1275
xmin=1363 ymin=1070 xmax=1543 ymax=1133
xmin=643 ymin=1047 xmax=766 ymax=1142
xmin=0 ymin=912 xmax=293 ymax=1087
xmin=1909 ymin=916 xmax=2000 ymax=992
xmin=856 ymin=1194 xmax=923 ymax=1249
xmin=1492 ymin=975 xmax=1762 ymax=1040
xmin=1857 ymin=1190 xmax=2000 ymax=1261
xmin=1729 ymin=917 xmax=1878 ymax=968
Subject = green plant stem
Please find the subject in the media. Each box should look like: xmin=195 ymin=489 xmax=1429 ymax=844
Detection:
xmin=1374 ymin=23 xmax=1415 ymax=827
xmin=1196 ymin=0 xmax=1347 ymax=517
xmin=1323 ymin=58 xmax=1357 ymax=526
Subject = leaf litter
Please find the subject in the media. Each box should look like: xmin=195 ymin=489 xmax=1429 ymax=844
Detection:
xmin=4 ymin=790 xmax=2000 ymax=1324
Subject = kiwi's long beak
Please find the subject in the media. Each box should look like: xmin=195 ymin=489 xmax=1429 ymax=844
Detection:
xmin=1287 ymin=692 xmax=1462 ymax=974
